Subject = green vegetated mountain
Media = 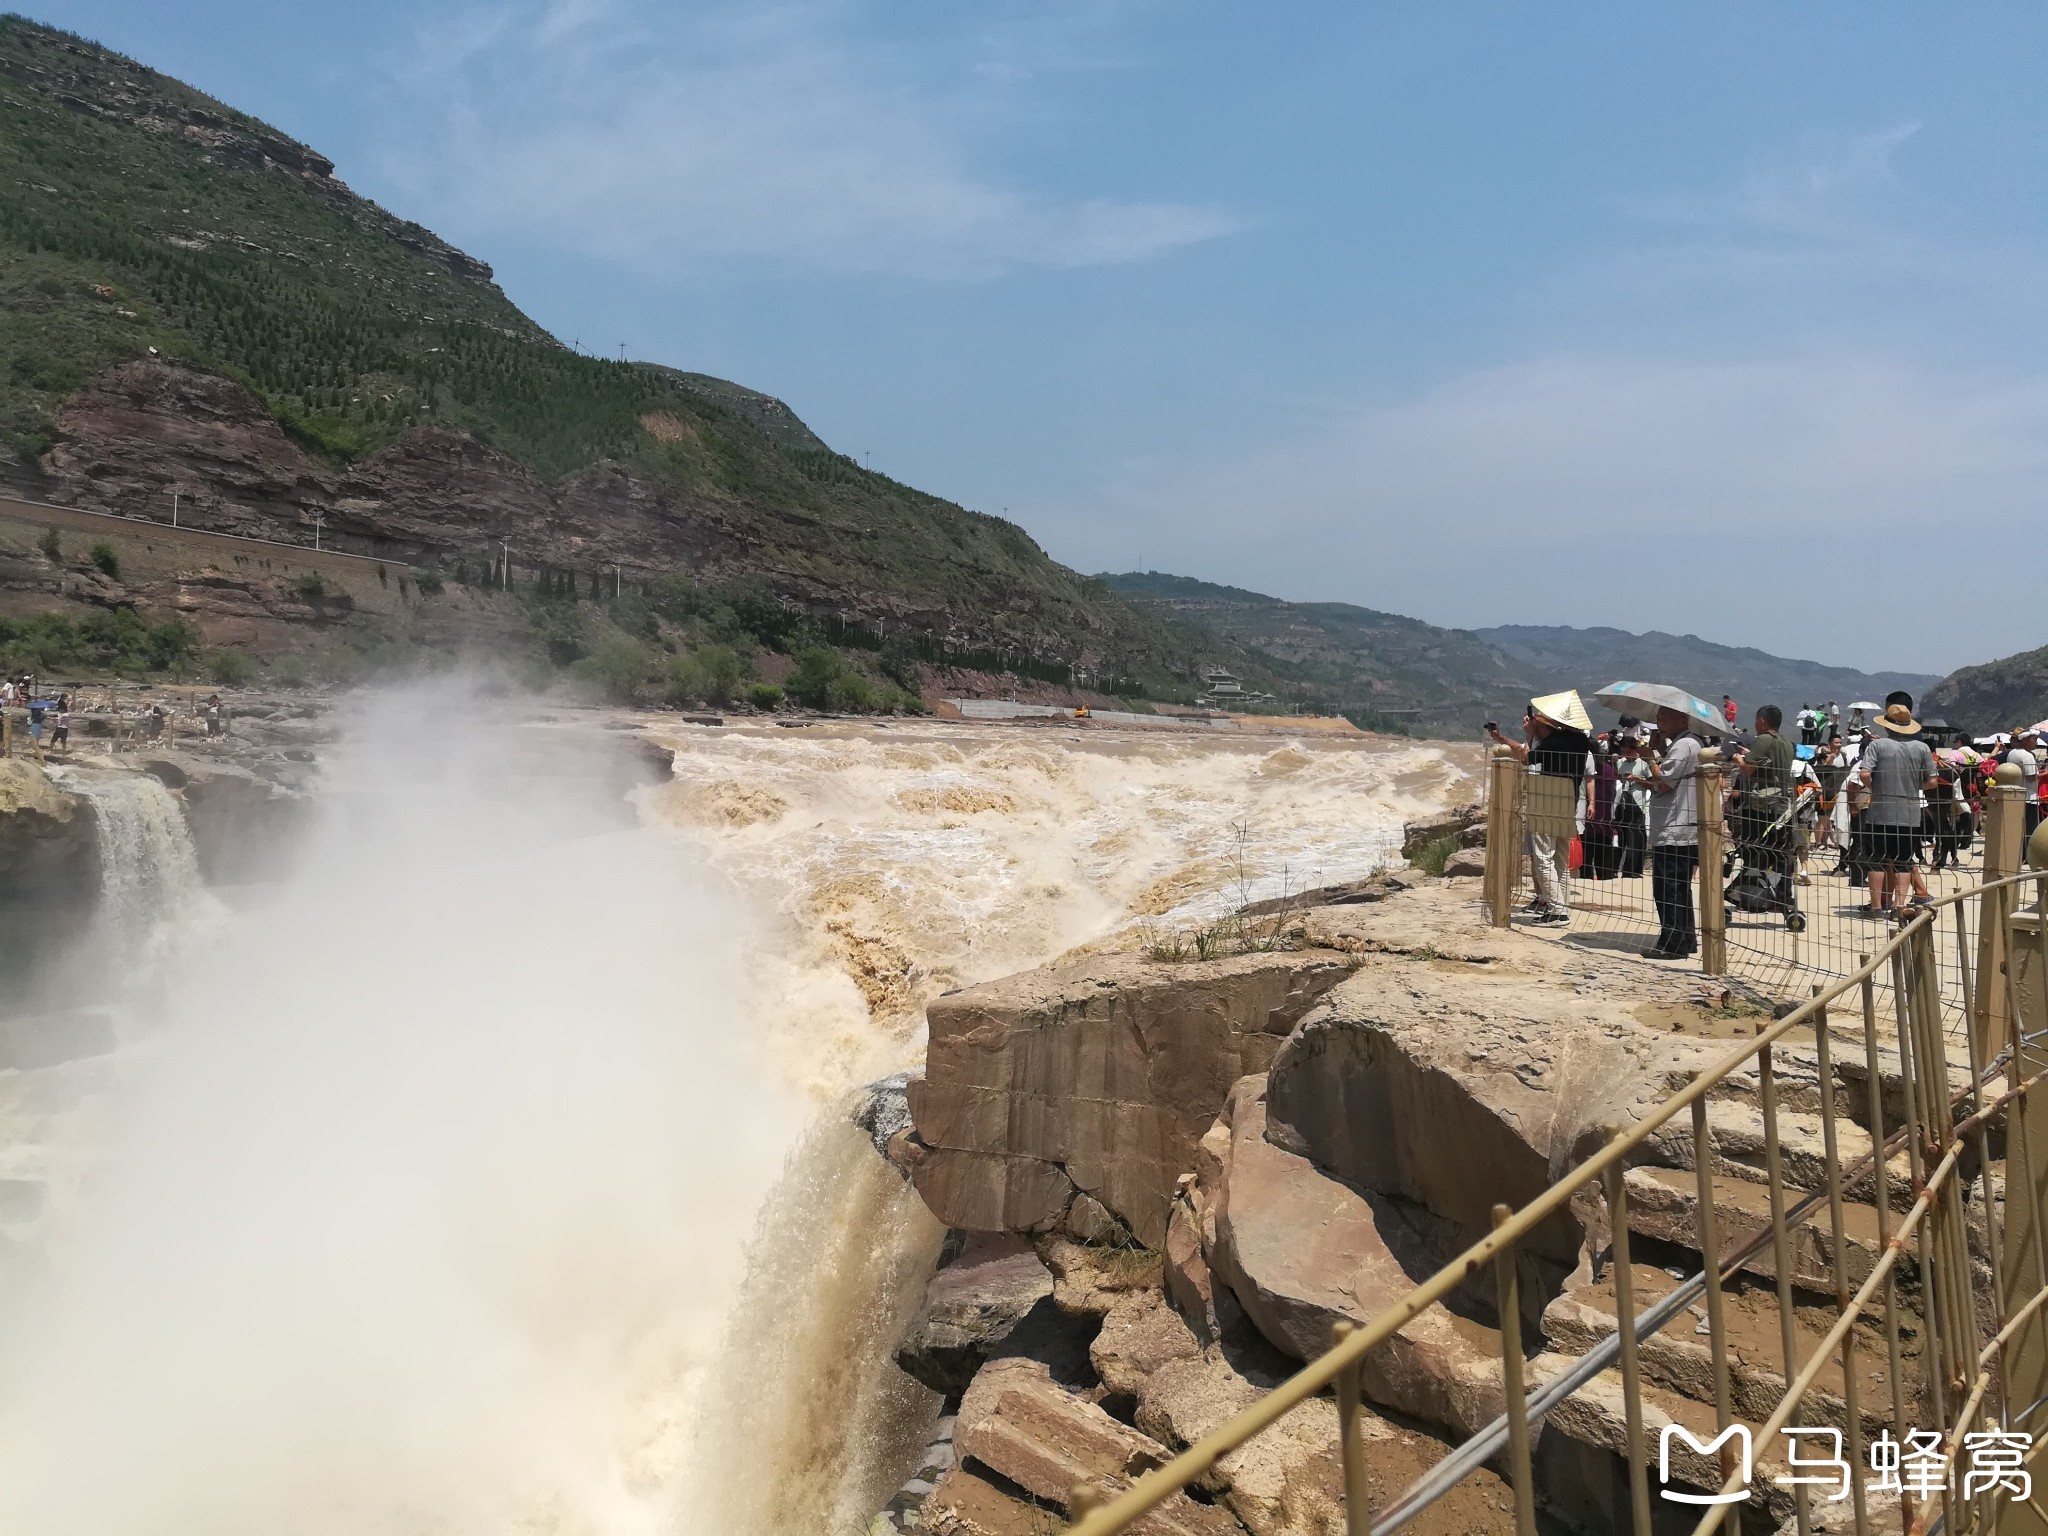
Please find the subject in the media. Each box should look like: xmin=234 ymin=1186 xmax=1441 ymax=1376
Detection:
xmin=0 ymin=14 xmax=1237 ymax=701
xmin=1474 ymin=627 xmax=1940 ymax=723
xmin=1100 ymin=571 xmax=1531 ymax=728
xmin=1924 ymin=644 xmax=2048 ymax=731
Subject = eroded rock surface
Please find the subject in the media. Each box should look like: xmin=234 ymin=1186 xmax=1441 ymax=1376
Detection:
xmin=894 ymin=1234 xmax=1088 ymax=1398
xmin=1264 ymin=961 xmax=1705 ymax=1275
xmin=1194 ymin=1076 xmax=1504 ymax=1437
xmin=909 ymin=949 xmax=1359 ymax=1246
xmin=953 ymin=1356 xmax=1242 ymax=1536
xmin=0 ymin=758 xmax=96 ymax=899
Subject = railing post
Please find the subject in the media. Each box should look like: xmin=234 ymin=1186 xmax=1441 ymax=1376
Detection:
xmin=1486 ymin=744 xmax=1523 ymax=929
xmin=2001 ymin=861 xmax=2048 ymax=1486
xmin=1331 ymin=1322 xmax=1372 ymax=1536
xmin=1974 ymin=770 xmax=2026 ymax=1070
xmin=1697 ymin=747 xmax=1727 ymax=975
xmin=1492 ymin=1204 xmax=1539 ymax=1536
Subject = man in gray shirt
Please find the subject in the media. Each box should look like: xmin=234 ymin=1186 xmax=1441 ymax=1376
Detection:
xmin=1858 ymin=694 xmax=1939 ymax=919
xmin=1644 ymin=706 xmax=1702 ymax=959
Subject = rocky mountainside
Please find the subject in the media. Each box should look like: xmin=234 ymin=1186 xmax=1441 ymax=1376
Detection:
xmin=1924 ymin=642 xmax=2048 ymax=731
xmin=1102 ymin=572 xmax=1936 ymax=730
xmin=1101 ymin=571 xmax=1531 ymax=728
xmin=0 ymin=15 xmax=1992 ymax=721
xmin=0 ymin=16 xmax=1225 ymax=690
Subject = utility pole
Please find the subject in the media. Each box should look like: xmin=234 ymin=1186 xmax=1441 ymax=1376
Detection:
xmin=614 ymin=565 xmax=622 ymax=600
xmin=310 ymin=511 xmax=324 ymax=551
xmin=171 ymin=489 xmax=178 ymax=528
xmin=500 ymin=541 xmax=511 ymax=590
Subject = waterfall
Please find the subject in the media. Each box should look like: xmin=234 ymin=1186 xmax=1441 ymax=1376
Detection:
xmin=684 ymin=1118 xmax=946 ymax=1535
xmin=45 ymin=766 xmax=212 ymax=966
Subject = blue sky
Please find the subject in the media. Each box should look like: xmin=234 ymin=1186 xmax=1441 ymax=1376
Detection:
xmin=29 ymin=1 xmax=2048 ymax=673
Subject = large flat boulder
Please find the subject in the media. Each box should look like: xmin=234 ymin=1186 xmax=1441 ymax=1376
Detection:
xmin=1263 ymin=964 xmax=1708 ymax=1277
xmin=954 ymin=1356 xmax=1243 ymax=1536
xmin=910 ymin=950 xmax=1359 ymax=1247
xmin=1197 ymin=1077 xmax=1503 ymax=1440
xmin=1138 ymin=1352 xmax=1348 ymax=1536
xmin=895 ymin=1234 xmax=1060 ymax=1397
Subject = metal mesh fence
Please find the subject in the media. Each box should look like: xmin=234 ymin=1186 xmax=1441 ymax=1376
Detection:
xmin=1499 ymin=746 xmax=1999 ymax=1041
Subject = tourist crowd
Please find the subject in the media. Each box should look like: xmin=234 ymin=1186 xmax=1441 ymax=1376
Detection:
xmin=1487 ymin=689 xmax=2044 ymax=962
xmin=0 ymin=671 xmax=229 ymax=759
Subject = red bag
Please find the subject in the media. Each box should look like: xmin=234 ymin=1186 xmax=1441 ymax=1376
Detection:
xmin=1568 ymin=836 xmax=1583 ymax=871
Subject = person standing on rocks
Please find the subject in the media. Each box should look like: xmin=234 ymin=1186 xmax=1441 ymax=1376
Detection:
xmin=1486 ymin=699 xmax=1593 ymax=927
xmin=1857 ymin=693 xmax=1940 ymax=919
xmin=1643 ymin=705 xmax=1702 ymax=960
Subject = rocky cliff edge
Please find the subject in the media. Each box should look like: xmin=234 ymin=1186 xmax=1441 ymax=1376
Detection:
xmin=875 ymin=880 xmax=1862 ymax=1536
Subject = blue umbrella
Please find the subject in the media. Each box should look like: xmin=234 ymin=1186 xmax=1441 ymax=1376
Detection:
xmin=1592 ymin=681 xmax=1723 ymax=735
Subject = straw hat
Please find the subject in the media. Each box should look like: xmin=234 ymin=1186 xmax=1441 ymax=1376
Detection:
xmin=1876 ymin=702 xmax=1921 ymax=735
xmin=1530 ymin=690 xmax=1592 ymax=732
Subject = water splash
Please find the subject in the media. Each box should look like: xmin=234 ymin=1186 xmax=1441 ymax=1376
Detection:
xmin=2 ymin=696 xmax=804 ymax=1536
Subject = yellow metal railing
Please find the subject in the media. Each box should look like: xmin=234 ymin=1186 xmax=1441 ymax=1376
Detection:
xmin=1065 ymin=866 xmax=2048 ymax=1536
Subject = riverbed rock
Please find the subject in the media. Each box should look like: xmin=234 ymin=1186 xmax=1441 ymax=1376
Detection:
xmin=1400 ymin=804 xmax=1482 ymax=859
xmin=917 ymin=1465 xmax=1045 ymax=1536
xmin=853 ymin=1071 xmax=917 ymax=1167
xmin=1439 ymin=847 xmax=1486 ymax=878
xmin=1090 ymin=1289 xmax=1202 ymax=1398
xmin=1262 ymin=964 xmax=1695 ymax=1283
xmin=1040 ymin=1238 xmax=1165 ymax=1317
xmin=909 ymin=949 xmax=1360 ymax=1247
xmin=0 ymin=758 xmax=96 ymax=897
xmin=1196 ymin=1077 xmax=1504 ymax=1438
xmin=953 ymin=1356 xmax=1243 ymax=1535
xmin=897 ymin=1236 xmax=1089 ymax=1400
xmin=1138 ymin=1351 xmax=1350 ymax=1536
xmin=140 ymin=753 xmax=308 ymax=883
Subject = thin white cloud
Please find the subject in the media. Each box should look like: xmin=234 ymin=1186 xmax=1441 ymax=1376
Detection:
xmin=1049 ymin=354 xmax=2048 ymax=674
xmin=380 ymin=0 xmax=1236 ymax=280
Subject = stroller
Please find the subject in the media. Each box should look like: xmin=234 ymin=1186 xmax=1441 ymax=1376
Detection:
xmin=1725 ymin=791 xmax=1807 ymax=933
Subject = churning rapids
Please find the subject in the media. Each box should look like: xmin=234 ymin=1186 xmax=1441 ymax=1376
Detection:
xmin=0 ymin=694 xmax=1470 ymax=1536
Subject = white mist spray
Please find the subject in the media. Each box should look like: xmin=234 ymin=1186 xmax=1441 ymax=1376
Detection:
xmin=0 ymin=692 xmax=812 ymax=1536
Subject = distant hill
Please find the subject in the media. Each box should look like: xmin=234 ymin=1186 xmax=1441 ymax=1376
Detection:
xmin=1925 ymin=645 xmax=2048 ymax=732
xmin=1473 ymin=626 xmax=1939 ymax=724
xmin=1102 ymin=573 xmax=1946 ymax=733
xmin=1100 ymin=571 xmax=1529 ymax=728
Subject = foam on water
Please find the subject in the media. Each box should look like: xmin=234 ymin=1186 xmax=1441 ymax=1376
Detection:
xmin=0 ymin=705 xmax=1471 ymax=1536
xmin=648 ymin=721 xmax=1472 ymax=1094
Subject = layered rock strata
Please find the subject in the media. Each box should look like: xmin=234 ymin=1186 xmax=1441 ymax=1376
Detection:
xmin=887 ymin=879 xmax=1913 ymax=1534
xmin=907 ymin=950 xmax=1359 ymax=1247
